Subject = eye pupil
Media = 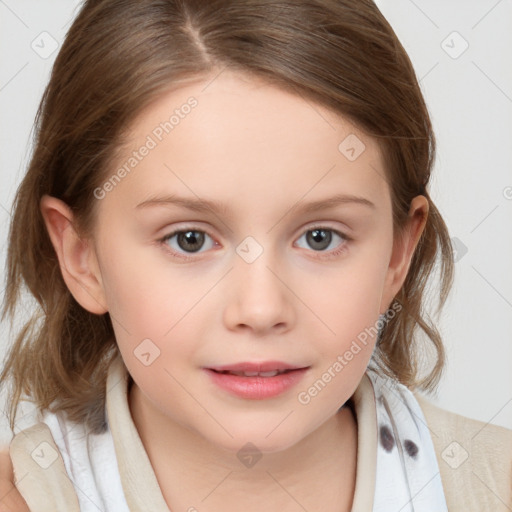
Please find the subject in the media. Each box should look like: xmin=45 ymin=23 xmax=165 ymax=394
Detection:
xmin=177 ymin=231 xmax=204 ymax=252
xmin=168 ymin=227 xmax=342 ymax=258
xmin=307 ymin=229 xmax=332 ymax=251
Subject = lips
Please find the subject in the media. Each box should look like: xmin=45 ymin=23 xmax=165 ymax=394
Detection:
xmin=204 ymin=361 xmax=310 ymax=399
xmin=207 ymin=361 xmax=306 ymax=373
xmin=216 ymin=369 xmax=288 ymax=377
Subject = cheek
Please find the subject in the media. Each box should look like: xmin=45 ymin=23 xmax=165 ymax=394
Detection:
xmin=97 ymin=245 xmax=213 ymax=392
xmin=98 ymin=238 xmax=205 ymax=335
xmin=299 ymin=248 xmax=390 ymax=387
xmin=307 ymin=253 xmax=389 ymax=335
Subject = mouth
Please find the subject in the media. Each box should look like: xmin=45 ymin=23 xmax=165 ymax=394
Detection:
xmin=211 ymin=369 xmax=294 ymax=378
xmin=204 ymin=361 xmax=310 ymax=400
xmin=207 ymin=361 xmax=307 ymax=374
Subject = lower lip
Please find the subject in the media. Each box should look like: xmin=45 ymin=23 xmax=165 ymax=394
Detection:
xmin=204 ymin=368 xmax=309 ymax=399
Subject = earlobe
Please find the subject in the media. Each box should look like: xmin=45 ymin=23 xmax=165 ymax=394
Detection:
xmin=40 ymin=195 xmax=108 ymax=315
xmin=380 ymin=195 xmax=429 ymax=313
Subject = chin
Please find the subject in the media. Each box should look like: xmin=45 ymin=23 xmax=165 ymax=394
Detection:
xmin=198 ymin=419 xmax=311 ymax=456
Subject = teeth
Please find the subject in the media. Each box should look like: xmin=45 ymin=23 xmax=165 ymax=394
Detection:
xmin=258 ymin=371 xmax=279 ymax=377
xmin=224 ymin=370 xmax=284 ymax=377
xmin=243 ymin=371 xmax=260 ymax=377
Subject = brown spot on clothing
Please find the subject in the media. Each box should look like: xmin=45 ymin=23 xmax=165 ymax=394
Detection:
xmin=404 ymin=439 xmax=419 ymax=459
xmin=379 ymin=424 xmax=395 ymax=452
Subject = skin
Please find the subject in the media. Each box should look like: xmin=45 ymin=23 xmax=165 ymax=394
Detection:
xmin=37 ymin=70 xmax=428 ymax=511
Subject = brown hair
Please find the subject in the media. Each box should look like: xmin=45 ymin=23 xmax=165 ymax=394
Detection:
xmin=1 ymin=0 xmax=454 ymax=434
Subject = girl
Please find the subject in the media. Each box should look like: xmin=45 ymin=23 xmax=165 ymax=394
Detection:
xmin=1 ymin=0 xmax=510 ymax=510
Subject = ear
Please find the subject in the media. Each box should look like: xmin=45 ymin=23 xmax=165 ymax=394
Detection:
xmin=379 ymin=195 xmax=429 ymax=314
xmin=40 ymin=195 xmax=108 ymax=315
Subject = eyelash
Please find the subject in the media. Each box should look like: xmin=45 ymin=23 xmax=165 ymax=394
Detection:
xmin=158 ymin=224 xmax=351 ymax=262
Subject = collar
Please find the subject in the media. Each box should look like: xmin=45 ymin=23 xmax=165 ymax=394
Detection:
xmin=105 ymin=353 xmax=377 ymax=510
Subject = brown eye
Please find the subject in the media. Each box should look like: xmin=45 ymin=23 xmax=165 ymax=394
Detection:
xmin=175 ymin=230 xmax=205 ymax=252
xmin=160 ymin=228 xmax=215 ymax=259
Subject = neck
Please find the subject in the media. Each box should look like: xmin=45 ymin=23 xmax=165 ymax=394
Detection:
xmin=129 ymin=382 xmax=358 ymax=512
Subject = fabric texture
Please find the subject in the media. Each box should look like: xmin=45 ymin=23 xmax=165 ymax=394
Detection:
xmin=416 ymin=394 xmax=512 ymax=511
xmin=9 ymin=354 xmax=512 ymax=511
xmin=8 ymin=422 xmax=80 ymax=512
xmin=368 ymin=369 xmax=447 ymax=511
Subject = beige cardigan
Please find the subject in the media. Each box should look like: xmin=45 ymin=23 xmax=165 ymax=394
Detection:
xmin=416 ymin=395 xmax=512 ymax=511
xmin=10 ymin=357 xmax=512 ymax=511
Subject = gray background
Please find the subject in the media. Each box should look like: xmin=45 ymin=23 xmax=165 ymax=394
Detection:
xmin=0 ymin=0 xmax=511 ymax=445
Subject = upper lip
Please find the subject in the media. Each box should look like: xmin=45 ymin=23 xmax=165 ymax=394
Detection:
xmin=206 ymin=361 xmax=308 ymax=372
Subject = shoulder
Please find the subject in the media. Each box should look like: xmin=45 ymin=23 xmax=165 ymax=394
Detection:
xmin=9 ymin=408 xmax=128 ymax=511
xmin=9 ymin=421 xmax=81 ymax=511
xmin=416 ymin=394 xmax=512 ymax=511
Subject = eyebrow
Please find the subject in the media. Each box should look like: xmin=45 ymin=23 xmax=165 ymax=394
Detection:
xmin=136 ymin=193 xmax=375 ymax=215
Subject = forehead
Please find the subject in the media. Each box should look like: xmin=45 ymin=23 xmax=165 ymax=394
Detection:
xmin=102 ymin=70 xmax=390 ymax=216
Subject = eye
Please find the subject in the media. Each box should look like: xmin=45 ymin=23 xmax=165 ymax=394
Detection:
xmin=158 ymin=225 xmax=350 ymax=261
xmin=294 ymin=226 xmax=349 ymax=257
xmin=159 ymin=228 xmax=216 ymax=259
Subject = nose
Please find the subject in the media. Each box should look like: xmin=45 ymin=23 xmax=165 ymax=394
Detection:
xmin=222 ymin=245 xmax=295 ymax=336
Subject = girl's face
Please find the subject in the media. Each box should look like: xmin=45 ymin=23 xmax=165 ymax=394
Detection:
xmin=77 ymin=71 xmax=424 ymax=453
